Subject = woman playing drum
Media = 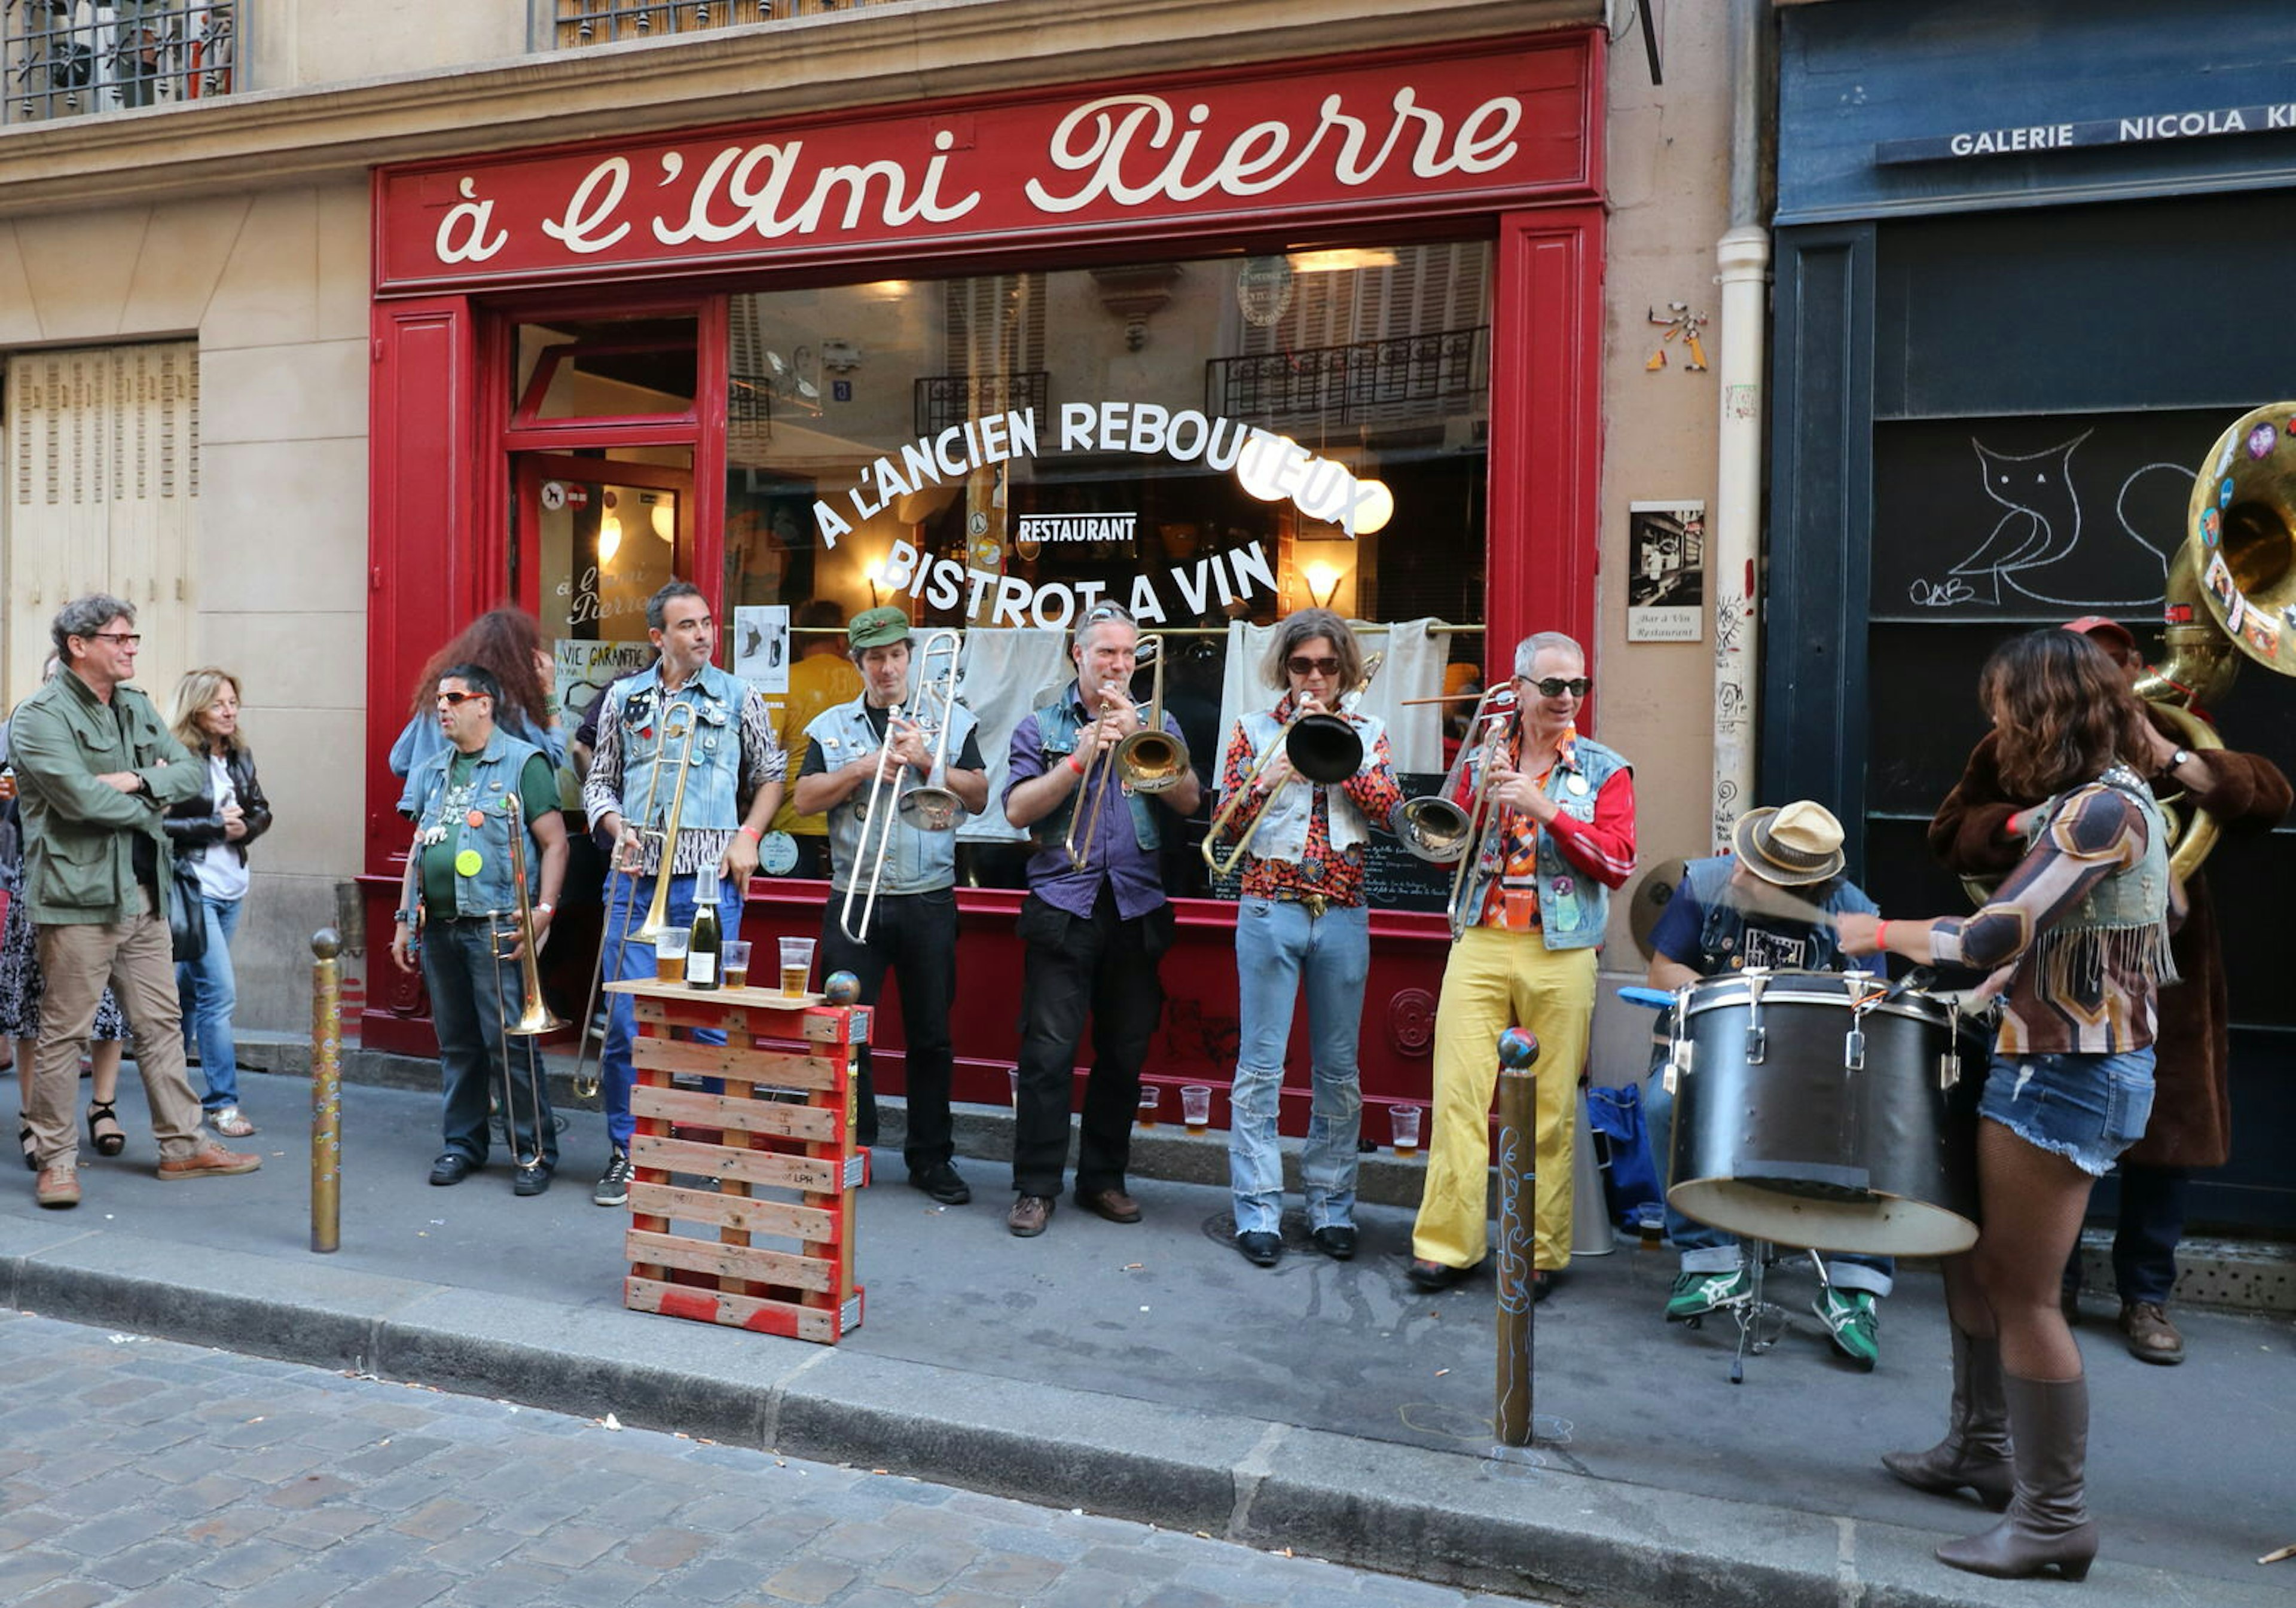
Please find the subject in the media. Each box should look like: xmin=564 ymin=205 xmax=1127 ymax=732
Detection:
xmin=1837 ymin=628 xmax=2182 ymax=1583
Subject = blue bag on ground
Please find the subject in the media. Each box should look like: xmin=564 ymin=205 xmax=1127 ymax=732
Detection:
xmin=1586 ymin=1082 xmax=1663 ymax=1230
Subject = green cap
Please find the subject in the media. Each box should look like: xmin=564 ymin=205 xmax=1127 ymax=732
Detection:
xmin=847 ymin=606 xmax=912 ymax=651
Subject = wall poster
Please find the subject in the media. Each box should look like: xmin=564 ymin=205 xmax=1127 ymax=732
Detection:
xmin=1627 ymin=499 xmax=1705 ymax=642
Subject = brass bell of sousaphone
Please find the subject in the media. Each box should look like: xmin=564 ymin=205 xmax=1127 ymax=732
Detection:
xmin=2142 ymin=401 xmax=2296 ymax=881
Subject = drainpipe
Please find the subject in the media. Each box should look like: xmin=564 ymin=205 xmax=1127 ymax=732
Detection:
xmin=1711 ymin=0 xmax=1775 ymax=849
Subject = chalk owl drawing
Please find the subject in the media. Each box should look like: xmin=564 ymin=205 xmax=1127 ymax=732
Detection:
xmin=1915 ymin=432 xmax=2174 ymax=609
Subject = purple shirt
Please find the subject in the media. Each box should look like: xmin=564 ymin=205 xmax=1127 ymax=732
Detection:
xmin=1005 ymin=681 xmax=1184 ymax=921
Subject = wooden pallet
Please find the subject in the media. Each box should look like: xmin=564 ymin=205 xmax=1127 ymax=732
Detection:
xmin=604 ymin=980 xmax=871 ymax=1343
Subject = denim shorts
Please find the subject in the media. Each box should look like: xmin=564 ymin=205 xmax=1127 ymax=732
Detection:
xmin=1977 ymin=1047 xmax=2155 ymax=1177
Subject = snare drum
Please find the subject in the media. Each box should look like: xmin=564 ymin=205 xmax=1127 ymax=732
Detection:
xmin=1665 ymin=969 xmax=1982 ymax=1257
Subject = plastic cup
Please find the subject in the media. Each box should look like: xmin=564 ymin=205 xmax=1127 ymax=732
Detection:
xmin=723 ymin=940 xmax=751 ymax=989
xmin=1137 ymin=1086 xmax=1161 ymax=1128
xmin=655 ymin=929 xmax=689 ymax=984
xmin=1180 ymin=1084 xmax=1211 ymax=1135
xmin=1391 ymin=1104 xmax=1423 ymax=1155
xmin=778 ymin=936 xmax=817 ymax=996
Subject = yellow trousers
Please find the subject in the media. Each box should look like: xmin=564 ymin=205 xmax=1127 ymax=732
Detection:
xmin=1410 ymin=928 xmax=1596 ymax=1273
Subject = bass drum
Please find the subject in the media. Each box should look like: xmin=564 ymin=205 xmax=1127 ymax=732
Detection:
xmin=1666 ymin=970 xmax=1982 ymax=1258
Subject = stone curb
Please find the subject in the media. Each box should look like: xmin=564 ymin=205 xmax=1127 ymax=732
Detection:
xmin=1 ymin=1219 xmax=2282 ymax=1608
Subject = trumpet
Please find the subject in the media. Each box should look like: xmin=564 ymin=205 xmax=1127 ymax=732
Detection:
xmin=488 ymin=796 xmax=566 ymax=1170
xmin=570 ymin=700 xmax=697 ymax=1100
xmin=1396 ymin=683 xmax=1518 ymax=866
xmin=1202 ymin=651 xmax=1385 ymax=879
xmin=1068 ymin=635 xmax=1186 ymax=872
xmin=843 ymin=630 xmax=964 ymax=943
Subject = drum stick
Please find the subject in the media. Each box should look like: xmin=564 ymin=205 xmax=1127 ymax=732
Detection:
xmin=1398 ymin=691 xmax=1488 ymax=705
xmin=1723 ymin=881 xmax=1837 ymax=927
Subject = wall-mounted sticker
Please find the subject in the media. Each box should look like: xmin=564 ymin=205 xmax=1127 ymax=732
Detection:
xmin=1628 ymin=500 xmax=1705 ymax=643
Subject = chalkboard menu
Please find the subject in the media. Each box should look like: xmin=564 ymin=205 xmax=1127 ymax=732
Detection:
xmin=1202 ymin=771 xmax=1455 ymax=913
xmin=1870 ymin=408 xmax=2234 ymax=620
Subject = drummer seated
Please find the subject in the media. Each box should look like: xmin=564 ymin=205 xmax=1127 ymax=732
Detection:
xmin=1642 ymin=800 xmax=1895 ymax=1371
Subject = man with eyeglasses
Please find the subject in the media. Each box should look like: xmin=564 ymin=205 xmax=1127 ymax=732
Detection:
xmin=1409 ymin=631 xmax=1636 ymax=1298
xmin=10 ymin=594 xmax=262 ymax=1208
xmin=1001 ymin=603 xmax=1203 ymax=1237
xmin=390 ymin=665 xmax=570 ymax=1196
xmin=581 ymin=580 xmax=785 ymax=1208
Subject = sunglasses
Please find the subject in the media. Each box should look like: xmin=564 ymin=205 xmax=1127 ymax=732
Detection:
xmin=1522 ymin=675 xmax=1591 ymax=698
xmin=1287 ymin=655 xmax=1341 ymax=677
xmin=434 ymin=690 xmax=485 ymax=706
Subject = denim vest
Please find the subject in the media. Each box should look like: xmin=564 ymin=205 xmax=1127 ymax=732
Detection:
xmin=409 ymin=730 xmax=544 ymax=916
xmin=1456 ymin=730 xmax=1629 ymax=950
xmin=1028 ymin=690 xmax=1161 ymax=854
xmin=606 ymin=662 xmax=747 ymax=832
xmin=1678 ymin=854 xmax=1877 ymax=974
xmin=1234 ymin=707 xmax=1387 ymax=862
xmin=808 ymin=695 xmax=978 ymax=895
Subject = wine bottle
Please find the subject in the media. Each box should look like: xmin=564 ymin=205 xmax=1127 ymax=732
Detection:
xmin=685 ymin=865 xmax=723 ymax=990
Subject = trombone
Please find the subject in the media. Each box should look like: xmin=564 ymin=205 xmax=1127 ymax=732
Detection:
xmin=488 ymin=796 xmax=567 ymax=1169
xmin=1396 ymin=683 xmax=1518 ymax=866
xmin=570 ymin=701 xmax=697 ymax=1099
xmin=1202 ymin=651 xmax=1386 ymax=879
xmin=1068 ymin=634 xmax=1187 ymax=871
xmin=842 ymin=629 xmax=964 ymax=942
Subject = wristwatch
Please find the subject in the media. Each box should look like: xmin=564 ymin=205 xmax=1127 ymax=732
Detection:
xmin=2165 ymin=748 xmax=2194 ymax=774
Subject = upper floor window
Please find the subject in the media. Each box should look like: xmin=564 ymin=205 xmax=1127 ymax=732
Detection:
xmin=2 ymin=2 xmax=236 ymax=126
xmin=551 ymin=1 xmax=898 ymax=49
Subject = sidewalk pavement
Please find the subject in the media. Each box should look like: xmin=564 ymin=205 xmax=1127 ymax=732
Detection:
xmin=4 ymin=1064 xmax=2292 ymax=1608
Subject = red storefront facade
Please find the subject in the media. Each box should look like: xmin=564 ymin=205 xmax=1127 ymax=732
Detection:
xmin=359 ymin=28 xmax=1609 ymax=1135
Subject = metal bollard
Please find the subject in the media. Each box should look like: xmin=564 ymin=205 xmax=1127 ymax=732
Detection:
xmin=310 ymin=929 xmax=343 ymax=1254
xmin=1493 ymin=1026 xmax=1541 ymax=1448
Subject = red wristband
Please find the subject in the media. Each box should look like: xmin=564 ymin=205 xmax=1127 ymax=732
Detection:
xmin=1067 ymin=752 xmax=1086 ymax=777
xmin=1876 ymin=919 xmax=1891 ymax=953
xmin=738 ymin=824 xmax=762 ymax=841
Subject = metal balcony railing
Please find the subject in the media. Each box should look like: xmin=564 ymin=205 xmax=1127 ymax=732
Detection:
xmin=2 ymin=1 xmax=235 ymax=125
xmin=552 ymin=0 xmax=902 ymax=47
xmin=914 ymin=372 xmax=1049 ymax=439
xmin=1206 ymin=326 xmax=1491 ymax=430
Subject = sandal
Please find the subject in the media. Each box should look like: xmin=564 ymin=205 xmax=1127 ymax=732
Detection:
xmin=210 ymin=1106 xmax=256 ymax=1139
xmin=86 ymin=1101 xmax=126 ymax=1158
xmin=17 ymin=1123 xmax=34 ymax=1172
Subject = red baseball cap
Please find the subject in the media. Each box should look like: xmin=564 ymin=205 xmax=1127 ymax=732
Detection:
xmin=2062 ymin=616 xmax=2136 ymax=652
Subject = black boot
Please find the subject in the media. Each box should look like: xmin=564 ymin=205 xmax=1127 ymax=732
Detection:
xmin=1882 ymin=1328 xmax=2013 ymax=1511
xmin=1935 ymin=1373 xmax=2097 ymax=1581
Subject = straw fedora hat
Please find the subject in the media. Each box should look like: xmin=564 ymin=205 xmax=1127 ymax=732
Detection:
xmin=1732 ymin=800 xmax=1846 ymax=888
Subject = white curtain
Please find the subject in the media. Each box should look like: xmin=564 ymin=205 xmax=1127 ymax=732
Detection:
xmin=953 ymin=628 xmax=1070 ymax=842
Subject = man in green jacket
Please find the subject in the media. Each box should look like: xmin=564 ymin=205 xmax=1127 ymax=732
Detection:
xmin=11 ymin=594 xmax=261 ymax=1208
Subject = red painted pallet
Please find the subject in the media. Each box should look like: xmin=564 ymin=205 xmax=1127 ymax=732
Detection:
xmin=604 ymin=980 xmax=871 ymax=1343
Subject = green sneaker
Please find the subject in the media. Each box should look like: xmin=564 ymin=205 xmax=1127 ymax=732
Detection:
xmin=1814 ymin=1287 xmax=1880 ymax=1370
xmin=1665 ymin=1266 xmax=1749 ymax=1322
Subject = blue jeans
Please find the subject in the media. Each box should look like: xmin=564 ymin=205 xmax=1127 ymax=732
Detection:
xmin=176 ymin=894 xmax=243 ymax=1112
xmin=1978 ymin=1046 xmax=2155 ymax=1178
xmin=1228 ymin=898 xmax=1368 ymax=1236
xmin=419 ymin=916 xmax=556 ymax=1168
xmin=600 ymin=872 xmax=746 ymax=1151
xmin=1643 ymin=1063 xmax=1894 ymax=1297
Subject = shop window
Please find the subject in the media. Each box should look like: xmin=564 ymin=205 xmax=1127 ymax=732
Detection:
xmin=515 ymin=316 xmax=699 ymax=424
xmin=549 ymin=0 xmax=897 ymax=49
xmin=1 ymin=2 xmax=236 ymax=125
xmin=2 ymin=342 xmax=200 ymax=706
xmin=722 ymin=244 xmax=1492 ymax=910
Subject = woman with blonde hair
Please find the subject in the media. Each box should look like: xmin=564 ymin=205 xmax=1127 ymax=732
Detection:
xmin=165 ymin=667 xmax=272 ymax=1138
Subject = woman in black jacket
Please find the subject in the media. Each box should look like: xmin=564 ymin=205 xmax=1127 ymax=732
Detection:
xmin=166 ymin=669 xmax=273 ymax=1138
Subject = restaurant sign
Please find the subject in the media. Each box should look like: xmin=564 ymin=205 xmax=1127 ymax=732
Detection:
xmin=374 ymin=37 xmax=1591 ymax=292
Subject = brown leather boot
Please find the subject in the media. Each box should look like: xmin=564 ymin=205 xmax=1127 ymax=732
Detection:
xmin=1935 ymin=1373 xmax=2097 ymax=1581
xmin=1881 ymin=1328 xmax=2013 ymax=1511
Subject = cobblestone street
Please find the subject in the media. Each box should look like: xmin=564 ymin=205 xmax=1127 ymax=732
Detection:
xmin=0 ymin=1312 xmax=1544 ymax=1608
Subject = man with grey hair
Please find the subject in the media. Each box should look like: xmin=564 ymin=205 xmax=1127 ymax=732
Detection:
xmin=10 ymin=594 xmax=261 ymax=1207
xmin=1000 ymin=603 xmax=1202 ymax=1237
xmin=1408 ymin=630 xmax=1635 ymax=1297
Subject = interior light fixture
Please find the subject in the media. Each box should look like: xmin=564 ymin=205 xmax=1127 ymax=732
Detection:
xmin=598 ymin=512 xmax=623 ymax=564
xmin=649 ymin=500 xmax=675 ymax=542
xmin=1288 ymin=247 xmax=1401 ymax=274
xmin=1235 ymin=433 xmax=1301 ymax=501
xmin=1304 ymin=560 xmax=1344 ymax=610
xmin=1352 ymin=479 xmax=1396 ymax=535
